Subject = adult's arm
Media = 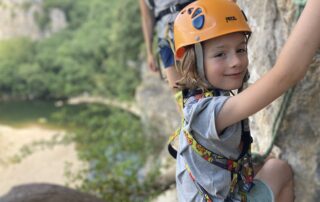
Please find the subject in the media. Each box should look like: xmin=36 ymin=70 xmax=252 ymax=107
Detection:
xmin=139 ymin=0 xmax=157 ymax=72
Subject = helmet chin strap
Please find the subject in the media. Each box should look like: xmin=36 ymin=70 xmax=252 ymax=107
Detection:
xmin=194 ymin=43 xmax=213 ymax=88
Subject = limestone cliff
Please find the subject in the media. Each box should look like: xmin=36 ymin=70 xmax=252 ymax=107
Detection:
xmin=0 ymin=0 xmax=66 ymax=40
xmin=138 ymin=0 xmax=319 ymax=201
xmin=240 ymin=1 xmax=320 ymax=201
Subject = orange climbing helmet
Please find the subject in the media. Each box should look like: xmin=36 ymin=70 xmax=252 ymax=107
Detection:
xmin=174 ymin=0 xmax=251 ymax=59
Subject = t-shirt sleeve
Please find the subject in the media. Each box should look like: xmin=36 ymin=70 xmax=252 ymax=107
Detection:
xmin=184 ymin=96 xmax=231 ymax=140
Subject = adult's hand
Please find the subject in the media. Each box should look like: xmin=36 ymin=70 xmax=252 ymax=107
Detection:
xmin=147 ymin=54 xmax=158 ymax=72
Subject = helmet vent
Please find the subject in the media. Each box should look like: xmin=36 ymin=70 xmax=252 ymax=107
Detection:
xmin=192 ymin=15 xmax=205 ymax=30
xmin=192 ymin=8 xmax=202 ymax=18
xmin=192 ymin=8 xmax=205 ymax=30
xmin=188 ymin=8 xmax=194 ymax=15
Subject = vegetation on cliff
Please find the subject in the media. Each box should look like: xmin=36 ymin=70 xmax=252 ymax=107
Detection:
xmin=51 ymin=104 xmax=159 ymax=201
xmin=0 ymin=0 xmax=142 ymax=101
xmin=0 ymin=0 xmax=161 ymax=201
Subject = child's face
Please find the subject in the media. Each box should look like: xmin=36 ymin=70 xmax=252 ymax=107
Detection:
xmin=203 ymin=32 xmax=248 ymax=90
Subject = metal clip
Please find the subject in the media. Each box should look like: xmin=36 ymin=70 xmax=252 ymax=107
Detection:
xmin=169 ymin=5 xmax=178 ymax=12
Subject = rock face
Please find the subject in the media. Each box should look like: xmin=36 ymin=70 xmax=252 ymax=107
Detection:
xmin=238 ymin=0 xmax=295 ymax=153
xmin=138 ymin=0 xmax=319 ymax=201
xmin=135 ymin=66 xmax=180 ymax=202
xmin=277 ymin=61 xmax=320 ymax=202
xmin=136 ymin=67 xmax=180 ymax=141
xmin=0 ymin=183 xmax=106 ymax=202
xmin=239 ymin=1 xmax=320 ymax=201
xmin=0 ymin=0 xmax=67 ymax=40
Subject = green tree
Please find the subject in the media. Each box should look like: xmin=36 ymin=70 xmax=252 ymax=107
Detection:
xmin=51 ymin=105 xmax=159 ymax=201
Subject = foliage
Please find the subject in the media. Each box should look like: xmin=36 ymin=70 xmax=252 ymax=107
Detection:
xmin=0 ymin=1 xmax=155 ymax=201
xmin=51 ymin=104 xmax=160 ymax=202
xmin=0 ymin=38 xmax=37 ymax=96
xmin=293 ymin=0 xmax=307 ymax=19
xmin=0 ymin=0 xmax=143 ymax=101
xmin=0 ymin=100 xmax=161 ymax=201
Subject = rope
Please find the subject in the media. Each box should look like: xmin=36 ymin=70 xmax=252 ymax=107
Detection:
xmin=293 ymin=0 xmax=307 ymax=20
xmin=251 ymin=0 xmax=305 ymax=163
xmin=252 ymin=87 xmax=295 ymax=163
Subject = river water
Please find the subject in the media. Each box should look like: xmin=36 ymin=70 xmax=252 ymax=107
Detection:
xmin=0 ymin=100 xmax=61 ymax=127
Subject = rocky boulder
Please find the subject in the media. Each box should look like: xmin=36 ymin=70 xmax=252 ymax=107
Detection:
xmin=0 ymin=183 xmax=105 ymax=202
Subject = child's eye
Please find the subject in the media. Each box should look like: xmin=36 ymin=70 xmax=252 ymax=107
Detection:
xmin=237 ymin=48 xmax=247 ymax=53
xmin=214 ymin=52 xmax=225 ymax=57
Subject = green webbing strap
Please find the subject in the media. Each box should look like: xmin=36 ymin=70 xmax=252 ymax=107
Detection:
xmin=293 ymin=0 xmax=307 ymax=5
xmin=293 ymin=0 xmax=307 ymax=19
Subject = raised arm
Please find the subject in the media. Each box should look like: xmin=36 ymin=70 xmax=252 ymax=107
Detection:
xmin=139 ymin=0 xmax=157 ymax=72
xmin=217 ymin=0 xmax=320 ymax=133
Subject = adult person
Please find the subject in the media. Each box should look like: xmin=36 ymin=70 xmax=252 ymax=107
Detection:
xmin=139 ymin=0 xmax=195 ymax=90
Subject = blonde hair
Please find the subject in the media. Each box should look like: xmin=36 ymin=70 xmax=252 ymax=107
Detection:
xmin=176 ymin=45 xmax=210 ymax=90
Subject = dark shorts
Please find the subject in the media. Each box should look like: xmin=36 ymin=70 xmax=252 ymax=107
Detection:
xmin=158 ymin=39 xmax=175 ymax=68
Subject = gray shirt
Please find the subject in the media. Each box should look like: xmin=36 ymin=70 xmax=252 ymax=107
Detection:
xmin=176 ymin=95 xmax=242 ymax=202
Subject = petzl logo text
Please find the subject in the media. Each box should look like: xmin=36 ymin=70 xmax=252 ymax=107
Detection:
xmin=226 ymin=16 xmax=237 ymax=23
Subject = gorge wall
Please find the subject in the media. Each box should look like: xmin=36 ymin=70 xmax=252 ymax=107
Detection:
xmin=138 ymin=0 xmax=319 ymax=201
xmin=0 ymin=0 xmax=66 ymax=40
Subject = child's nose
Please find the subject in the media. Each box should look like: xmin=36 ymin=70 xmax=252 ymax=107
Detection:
xmin=229 ymin=53 xmax=242 ymax=68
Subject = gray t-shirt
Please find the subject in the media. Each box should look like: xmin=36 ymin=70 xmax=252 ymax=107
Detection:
xmin=176 ymin=95 xmax=242 ymax=202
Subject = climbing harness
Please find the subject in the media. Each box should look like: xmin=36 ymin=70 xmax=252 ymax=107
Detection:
xmin=185 ymin=163 xmax=214 ymax=202
xmin=168 ymin=89 xmax=255 ymax=202
xmin=184 ymin=128 xmax=254 ymax=201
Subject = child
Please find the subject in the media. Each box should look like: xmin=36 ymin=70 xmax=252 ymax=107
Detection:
xmin=173 ymin=0 xmax=320 ymax=201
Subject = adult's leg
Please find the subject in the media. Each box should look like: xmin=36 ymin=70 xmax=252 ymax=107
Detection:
xmin=158 ymin=40 xmax=181 ymax=91
xmin=255 ymin=158 xmax=294 ymax=202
